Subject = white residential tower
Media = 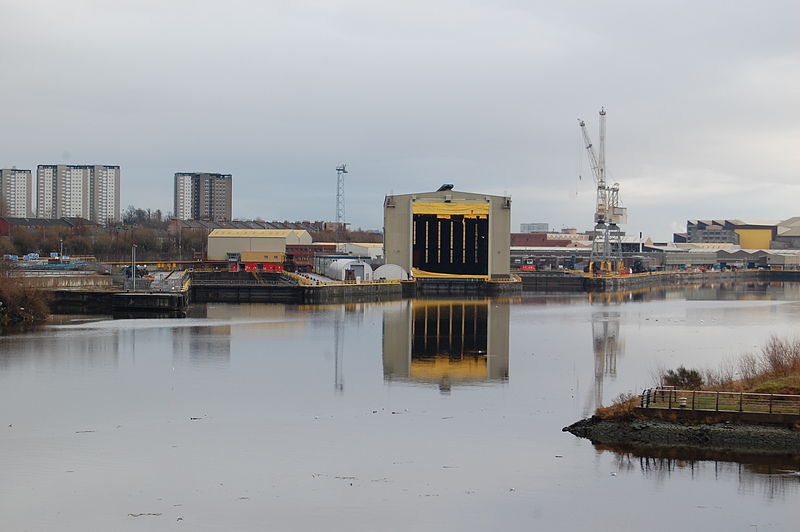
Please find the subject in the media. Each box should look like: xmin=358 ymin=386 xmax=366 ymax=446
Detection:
xmin=36 ymin=165 xmax=120 ymax=224
xmin=0 ymin=168 xmax=34 ymax=217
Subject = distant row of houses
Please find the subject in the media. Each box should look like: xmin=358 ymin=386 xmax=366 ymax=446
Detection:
xmin=0 ymin=216 xmax=340 ymax=238
xmin=0 ymin=216 xmax=98 ymax=236
xmin=165 ymin=218 xmax=341 ymax=235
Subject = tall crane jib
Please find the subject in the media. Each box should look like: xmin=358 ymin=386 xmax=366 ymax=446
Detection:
xmin=578 ymin=108 xmax=628 ymax=274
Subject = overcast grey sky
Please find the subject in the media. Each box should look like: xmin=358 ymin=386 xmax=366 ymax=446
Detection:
xmin=1 ymin=0 xmax=798 ymax=239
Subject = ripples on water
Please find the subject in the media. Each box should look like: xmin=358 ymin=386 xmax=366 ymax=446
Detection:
xmin=0 ymin=283 xmax=799 ymax=531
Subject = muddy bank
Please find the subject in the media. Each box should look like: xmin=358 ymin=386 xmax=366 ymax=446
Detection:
xmin=564 ymin=417 xmax=800 ymax=455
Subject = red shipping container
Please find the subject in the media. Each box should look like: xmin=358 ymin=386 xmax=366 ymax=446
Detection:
xmin=244 ymin=263 xmax=258 ymax=272
xmin=520 ymin=264 xmax=537 ymax=271
xmin=229 ymin=263 xmax=239 ymax=272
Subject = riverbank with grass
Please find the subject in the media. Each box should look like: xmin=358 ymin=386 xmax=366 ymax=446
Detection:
xmin=564 ymin=337 xmax=800 ymax=454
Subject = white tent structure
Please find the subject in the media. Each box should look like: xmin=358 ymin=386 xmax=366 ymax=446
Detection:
xmin=324 ymin=259 xmax=374 ymax=281
xmin=374 ymin=264 xmax=409 ymax=280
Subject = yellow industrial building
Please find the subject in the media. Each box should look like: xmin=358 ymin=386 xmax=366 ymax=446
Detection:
xmin=207 ymin=228 xmax=312 ymax=261
xmin=677 ymin=220 xmax=777 ymax=250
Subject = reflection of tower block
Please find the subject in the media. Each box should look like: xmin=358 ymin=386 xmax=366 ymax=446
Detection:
xmin=383 ymin=300 xmax=509 ymax=389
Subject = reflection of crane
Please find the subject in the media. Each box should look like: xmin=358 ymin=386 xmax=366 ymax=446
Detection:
xmin=583 ymin=311 xmax=623 ymax=415
xmin=578 ymin=109 xmax=627 ymax=273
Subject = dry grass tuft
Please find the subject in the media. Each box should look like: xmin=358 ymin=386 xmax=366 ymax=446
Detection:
xmin=598 ymin=336 xmax=800 ymax=419
xmin=647 ymin=336 xmax=800 ymax=399
xmin=595 ymin=392 xmax=639 ymax=420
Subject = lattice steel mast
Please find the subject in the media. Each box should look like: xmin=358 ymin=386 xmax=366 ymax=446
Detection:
xmin=335 ymin=164 xmax=348 ymax=233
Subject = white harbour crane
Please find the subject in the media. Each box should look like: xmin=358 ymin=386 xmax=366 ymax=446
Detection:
xmin=578 ymin=108 xmax=628 ymax=273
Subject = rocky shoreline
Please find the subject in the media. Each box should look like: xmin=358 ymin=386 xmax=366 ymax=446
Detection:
xmin=563 ymin=416 xmax=800 ymax=455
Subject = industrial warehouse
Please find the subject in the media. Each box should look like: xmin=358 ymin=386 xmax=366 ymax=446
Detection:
xmin=383 ymin=186 xmax=517 ymax=293
xmin=383 ymin=187 xmax=509 ymax=277
xmin=8 ymin=110 xmax=800 ymax=302
xmin=11 ymin=157 xmax=800 ymax=308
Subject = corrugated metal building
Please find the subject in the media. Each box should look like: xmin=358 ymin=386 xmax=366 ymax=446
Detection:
xmin=774 ymin=217 xmax=800 ymax=249
xmin=207 ymin=228 xmax=312 ymax=261
xmin=678 ymin=219 xmax=778 ymax=249
xmin=384 ymin=188 xmax=511 ymax=278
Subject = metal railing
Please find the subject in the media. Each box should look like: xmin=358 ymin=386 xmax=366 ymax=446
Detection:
xmin=190 ymin=279 xmax=292 ymax=287
xmin=12 ymin=270 xmax=98 ymax=277
xmin=190 ymin=276 xmax=400 ymax=288
xmin=641 ymin=387 xmax=800 ymax=415
xmin=333 ymin=279 xmax=401 ymax=286
xmin=304 ymin=278 xmax=401 ymax=287
xmin=285 ymin=271 xmax=401 ymax=287
xmin=487 ymin=274 xmax=522 ymax=283
xmin=180 ymin=270 xmax=191 ymax=292
xmin=283 ymin=271 xmax=314 ymax=286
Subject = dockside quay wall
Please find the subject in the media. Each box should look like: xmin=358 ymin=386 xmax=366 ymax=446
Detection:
xmin=519 ymin=270 xmax=769 ymax=292
xmin=302 ymin=283 xmax=402 ymax=304
xmin=191 ymin=281 xmax=402 ymax=304
xmin=51 ymin=290 xmax=115 ymax=314
xmin=408 ymin=278 xmax=522 ymax=297
xmin=191 ymin=284 xmax=303 ymax=303
xmin=50 ymin=289 xmax=189 ymax=316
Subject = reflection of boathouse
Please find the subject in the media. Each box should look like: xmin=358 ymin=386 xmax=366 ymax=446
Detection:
xmin=383 ymin=300 xmax=509 ymax=390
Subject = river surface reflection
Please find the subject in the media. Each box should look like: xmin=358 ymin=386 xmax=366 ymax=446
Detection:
xmin=1 ymin=282 xmax=799 ymax=531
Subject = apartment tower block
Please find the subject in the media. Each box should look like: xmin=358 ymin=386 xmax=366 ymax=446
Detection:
xmin=0 ymin=168 xmax=34 ymax=217
xmin=36 ymin=165 xmax=120 ymax=224
xmin=173 ymin=172 xmax=232 ymax=220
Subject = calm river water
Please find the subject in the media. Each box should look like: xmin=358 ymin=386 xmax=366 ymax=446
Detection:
xmin=2 ymin=282 xmax=799 ymax=531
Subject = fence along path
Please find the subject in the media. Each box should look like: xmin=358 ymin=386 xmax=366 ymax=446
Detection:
xmin=641 ymin=387 xmax=800 ymax=415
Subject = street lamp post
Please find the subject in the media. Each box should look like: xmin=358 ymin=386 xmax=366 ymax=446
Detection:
xmin=59 ymin=238 xmax=63 ymax=259
xmin=132 ymin=243 xmax=137 ymax=292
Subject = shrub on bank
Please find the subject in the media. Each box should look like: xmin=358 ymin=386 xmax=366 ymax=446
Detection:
xmin=0 ymin=271 xmax=50 ymax=327
xmin=661 ymin=366 xmax=704 ymax=389
xmin=599 ymin=336 xmax=800 ymax=419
